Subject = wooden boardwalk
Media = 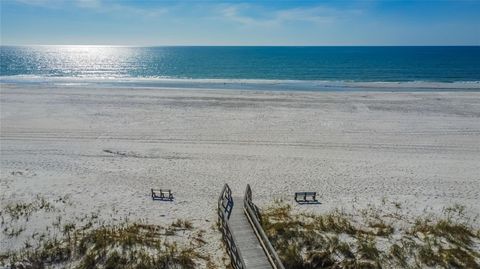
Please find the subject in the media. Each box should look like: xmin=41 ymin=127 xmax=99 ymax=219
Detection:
xmin=229 ymin=196 xmax=272 ymax=269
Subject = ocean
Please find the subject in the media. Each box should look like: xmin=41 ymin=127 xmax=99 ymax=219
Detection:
xmin=1 ymin=46 xmax=479 ymax=91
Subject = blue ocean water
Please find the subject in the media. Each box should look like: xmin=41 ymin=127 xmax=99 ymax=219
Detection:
xmin=1 ymin=46 xmax=479 ymax=90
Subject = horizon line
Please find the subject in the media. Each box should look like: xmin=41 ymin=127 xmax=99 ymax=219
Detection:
xmin=1 ymin=44 xmax=479 ymax=47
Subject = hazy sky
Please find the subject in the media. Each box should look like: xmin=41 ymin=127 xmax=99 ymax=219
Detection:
xmin=1 ymin=0 xmax=479 ymax=46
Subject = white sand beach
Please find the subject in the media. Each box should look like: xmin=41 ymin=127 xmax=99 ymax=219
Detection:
xmin=1 ymin=84 xmax=480 ymax=265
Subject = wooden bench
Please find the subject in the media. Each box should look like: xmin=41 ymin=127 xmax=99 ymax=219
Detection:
xmin=151 ymin=189 xmax=174 ymax=201
xmin=295 ymin=192 xmax=318 ymax=203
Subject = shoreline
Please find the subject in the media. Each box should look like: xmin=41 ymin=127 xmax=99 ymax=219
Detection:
xmin=1 ymin=77 xmax=480 ymax=93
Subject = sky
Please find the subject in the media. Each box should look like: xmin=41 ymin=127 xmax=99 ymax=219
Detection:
xmin=1 ymin=0 xmax=479 ymax=46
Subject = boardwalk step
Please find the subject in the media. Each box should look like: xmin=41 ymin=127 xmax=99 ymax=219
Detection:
xmin=230 ymin=196 xmax=272 ymax=269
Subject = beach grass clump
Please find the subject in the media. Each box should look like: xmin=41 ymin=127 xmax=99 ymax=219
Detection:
xmin=172 ymin=219 xmax=194 ymax=230
xmin=388 ymin=243 xmax=408 ymax=267
xmin=367 ymin=219 xmax=395 ymax=237
xmin=410 ymin=218 xmax=480 ymax=268
xmin=260 ymin=201 xmax=480 ymax=269
xmin=0 ymin=220 xmax=210 ymax=269
xmin=0 ymin=195 xmax=55 ymax=221
xmin=0 ymin=195 xmax=61 ymax=239
xmin=411 ymin=217 xmax=476 ymax=247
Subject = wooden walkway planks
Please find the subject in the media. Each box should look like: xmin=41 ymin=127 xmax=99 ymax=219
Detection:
xmin=230 ymin=196 xmax=272 ymax=269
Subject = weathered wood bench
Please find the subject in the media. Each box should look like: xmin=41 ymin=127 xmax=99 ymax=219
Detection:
xmin=151 ymin=189 xmax=174 ymax=201
xmin=295 ymin=192 xmax=318 ymax=203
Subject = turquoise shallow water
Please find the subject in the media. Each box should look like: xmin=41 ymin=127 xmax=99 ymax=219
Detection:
xmin=1 ymin=46 xmax=479 ymax=91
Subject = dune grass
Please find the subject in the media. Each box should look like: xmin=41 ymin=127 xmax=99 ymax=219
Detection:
xmin=0 ymin=194 xmax=55 ymax=221
xmin=260 ymin=201 xmax=480 ymax=269
xmin=1 ymin=219 xmax=210 ymax=269
xmin=0 ymin=194 xmax=221 ymax=268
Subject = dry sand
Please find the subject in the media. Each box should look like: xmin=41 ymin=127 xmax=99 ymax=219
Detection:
xmin=1 ymin=84 xmax=479 ymax=263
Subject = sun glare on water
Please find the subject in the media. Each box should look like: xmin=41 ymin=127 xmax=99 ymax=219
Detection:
xmin=23 ymin=45 xmax=143 ymax=79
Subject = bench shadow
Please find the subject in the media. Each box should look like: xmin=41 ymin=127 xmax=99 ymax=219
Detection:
xmin=152 ymin=197 xmax=175 ymax=202
xmin=295 ymin=201 xmax=322 ymax=205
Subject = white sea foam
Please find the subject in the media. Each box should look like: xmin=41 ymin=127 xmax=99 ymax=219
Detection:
xmin=1 ymin=75 xmax=479 ymax=91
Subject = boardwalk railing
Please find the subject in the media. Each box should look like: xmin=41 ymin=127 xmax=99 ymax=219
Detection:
xmin=243 ymin=184 xmax=285 ymax=269
xmin=218 ymin=184 xmax=246 ymax=269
